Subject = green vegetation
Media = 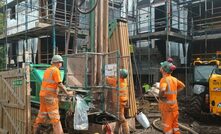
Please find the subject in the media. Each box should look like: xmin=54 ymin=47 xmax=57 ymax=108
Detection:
xmin=0 ymin=1 xmax=6 ymax=70
xmin=0 ymin=1 xmax=3 ymax=34
xmin=0 ymin=46 xmax=6 ymax=70
xmin=0 ymin=13 xmax=3 ymax=34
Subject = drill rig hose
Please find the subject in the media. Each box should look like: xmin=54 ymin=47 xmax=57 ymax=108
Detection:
xmin=76 ymin=0 xmax=99 ymax=14
xmin=146 ymin=90 xmax=199 ymax=134
xmin=152 ymin=118 xmax=199 ymax=134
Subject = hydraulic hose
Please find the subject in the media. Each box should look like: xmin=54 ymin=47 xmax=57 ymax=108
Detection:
xmin=178 ymin=122 xmax=199 ymax=134
xmin=148 ymin=90 xmax=199 ymax=134
xmin=152 ymin=118 xmax=199 ymax=134
xmin=76 ymin=0 xmax=99 ymax=14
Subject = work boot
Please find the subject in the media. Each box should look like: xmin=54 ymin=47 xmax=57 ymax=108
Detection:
xmin=52 ymin=121 xmax=64 ymax=134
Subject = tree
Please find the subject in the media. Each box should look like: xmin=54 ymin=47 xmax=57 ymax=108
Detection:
xmin=0 ymin=1 xmax=3 ymax=34
xmin=0 ymin=1 xmax=6 ymax=70
xmin=0 ymin=46 xmax=6 ymax=70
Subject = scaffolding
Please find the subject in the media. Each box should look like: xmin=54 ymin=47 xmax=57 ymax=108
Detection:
xmin=189 ymin=0 xmax=221 ymax=60
xmin=123 ymin=0 xmax=221 ymax=94
xmin=123 ymin=0 xmax=190 ymax=92
xmin=0 ymin=0 xmax=123 ymax=70
xmin=0 ymin=0 xmax=128 ymax=70
xmin=1 ymin=0 xmax=221 ymax=94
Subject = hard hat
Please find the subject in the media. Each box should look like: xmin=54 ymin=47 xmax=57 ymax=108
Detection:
xmin=167 ymin=57 xmax=173 ymax=63
xmin=196 ymin=57 xmax=200 ymax=61
xmin=160 ymin=60 xmax=176 ymax=74
xmin=51 ymin=55 xmax=64 ymax=64
xmin=120 ymin=69 xmax=128 ymax=78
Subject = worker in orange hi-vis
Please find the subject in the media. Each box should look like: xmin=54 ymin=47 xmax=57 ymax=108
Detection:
xmin=159 ymin=58 xmax=185 ymax=134
xmin=33 ymin=55 xmax=73 ymax=134
xmin=106 ymin=69 xmax=129 ymax=134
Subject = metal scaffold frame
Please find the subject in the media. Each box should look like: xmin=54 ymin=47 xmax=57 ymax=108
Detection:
xmin=123 ymin=0 xmax=221 ymax=97
xmin=1 ymin=0 xmax=221 ymax=97
xmin=0 ymin=0 xmax=100 ymax=69
xmin=0 ymin=0 xmax=126 ymax=70
xmin=125 ymin=0 xmax=191 ymax=93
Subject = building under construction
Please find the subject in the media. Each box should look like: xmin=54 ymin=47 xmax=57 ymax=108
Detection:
xmin=0 ymin=0 xmax=221 ymax=133
xmin=0 ymin=0 xmax=221 ymax=85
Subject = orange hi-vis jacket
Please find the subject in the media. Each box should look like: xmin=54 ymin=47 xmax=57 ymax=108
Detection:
xmin=106 ymin=77 xmax=128 ymax=103
xmin=159 ymin=74 xmax=185 ymax=134
xmin=159 ymin=74 xmax=185 ymax=111
xmin=40 ymin=65 xmax=62 ymax=97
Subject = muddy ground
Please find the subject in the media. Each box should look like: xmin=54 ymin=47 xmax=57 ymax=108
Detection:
xmin=31 ymin=93 xmax=221 ymax=134
xmin=134 ymin=94 xmax=221 ymax=134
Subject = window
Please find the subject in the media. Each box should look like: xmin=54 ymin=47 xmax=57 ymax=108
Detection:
xmin=10 ymin=6 xmax=16 ymax=20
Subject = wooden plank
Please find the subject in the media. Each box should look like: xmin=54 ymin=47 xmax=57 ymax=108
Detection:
xmin=2 ymin=75 xmax=24 ymax=78
xmin=25 ymin=65 xmax=31 ymax=134
xmin=93 ymin=4 xmax=98 ymax=85
xmin=115 ymin=23 xmax=120 ymax=51
xmin=0 ymin=104 xmax=2 ymax=128
xmin=108 ymin=21 xmax=137 ymax=117
xmin=126 ymin=22 xmax=137 ymax=116
xmin=1 ymin=102 xmax=24 ymax=109
xmin=2 ymin=105 xmax=19 ymax=133
xmin=0 ymin=128 xmax=8 ymax=134
xmin=122 ymin=22 xmax=137 ymax=116
xmin=121 ymin=22 xmax=137 ymax=117
xmin=103 ymin=0 xmax=109 ymax=53
xmin=1 ymin=77 xmax=25 ymax=107
xmin=97 ymin=0 xmax=104 ymax=84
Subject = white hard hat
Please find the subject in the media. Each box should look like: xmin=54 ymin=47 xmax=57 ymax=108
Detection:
xmin=51 ymin=55 xmax=64 ymax=64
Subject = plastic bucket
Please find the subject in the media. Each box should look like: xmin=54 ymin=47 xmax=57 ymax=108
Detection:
xmin=136 ymin=112 xmax=150 ymax=129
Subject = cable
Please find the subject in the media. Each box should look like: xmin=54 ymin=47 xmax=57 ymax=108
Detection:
xmin=76 ymin=0 xmax=99 ymax=14
xmin=149 ymin=91 xmax=199 ymax=134
xmin=152 ymin=118 xmax=199 ymax=134
xmin=152 ymin=118 xmax=163 ymax=132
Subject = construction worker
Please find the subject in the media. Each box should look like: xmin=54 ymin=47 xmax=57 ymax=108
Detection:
xmin=33 ymin=55 xmax=73 ymax=134
xmin=159 ymin=58 xmax=185 ymax=134
xmin=106 ymin=69 xmax=129 ymax=134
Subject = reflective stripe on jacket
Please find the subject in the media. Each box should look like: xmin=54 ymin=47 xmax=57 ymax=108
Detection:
xmin=106 ymin=77 xmax=128 ymax=102
xmin=159 ymin=75 xmax=185 ymax=111
xmin=40 ymin=65 xmax=62 ymax=97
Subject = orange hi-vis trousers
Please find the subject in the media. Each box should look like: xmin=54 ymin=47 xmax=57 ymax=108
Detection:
xmin=159 ymin=102 xmax=180 ymax=134
xmin=35 ymin=96 xmax=60 ymax=125
xmin=161 ymin=110 xmax=180 ymax=134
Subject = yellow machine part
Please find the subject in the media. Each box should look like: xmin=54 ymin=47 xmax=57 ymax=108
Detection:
xmin=209 ymin=74 xmax=221 ymax=116
xmin=193 ymin=58 xmax=220 ymax=66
